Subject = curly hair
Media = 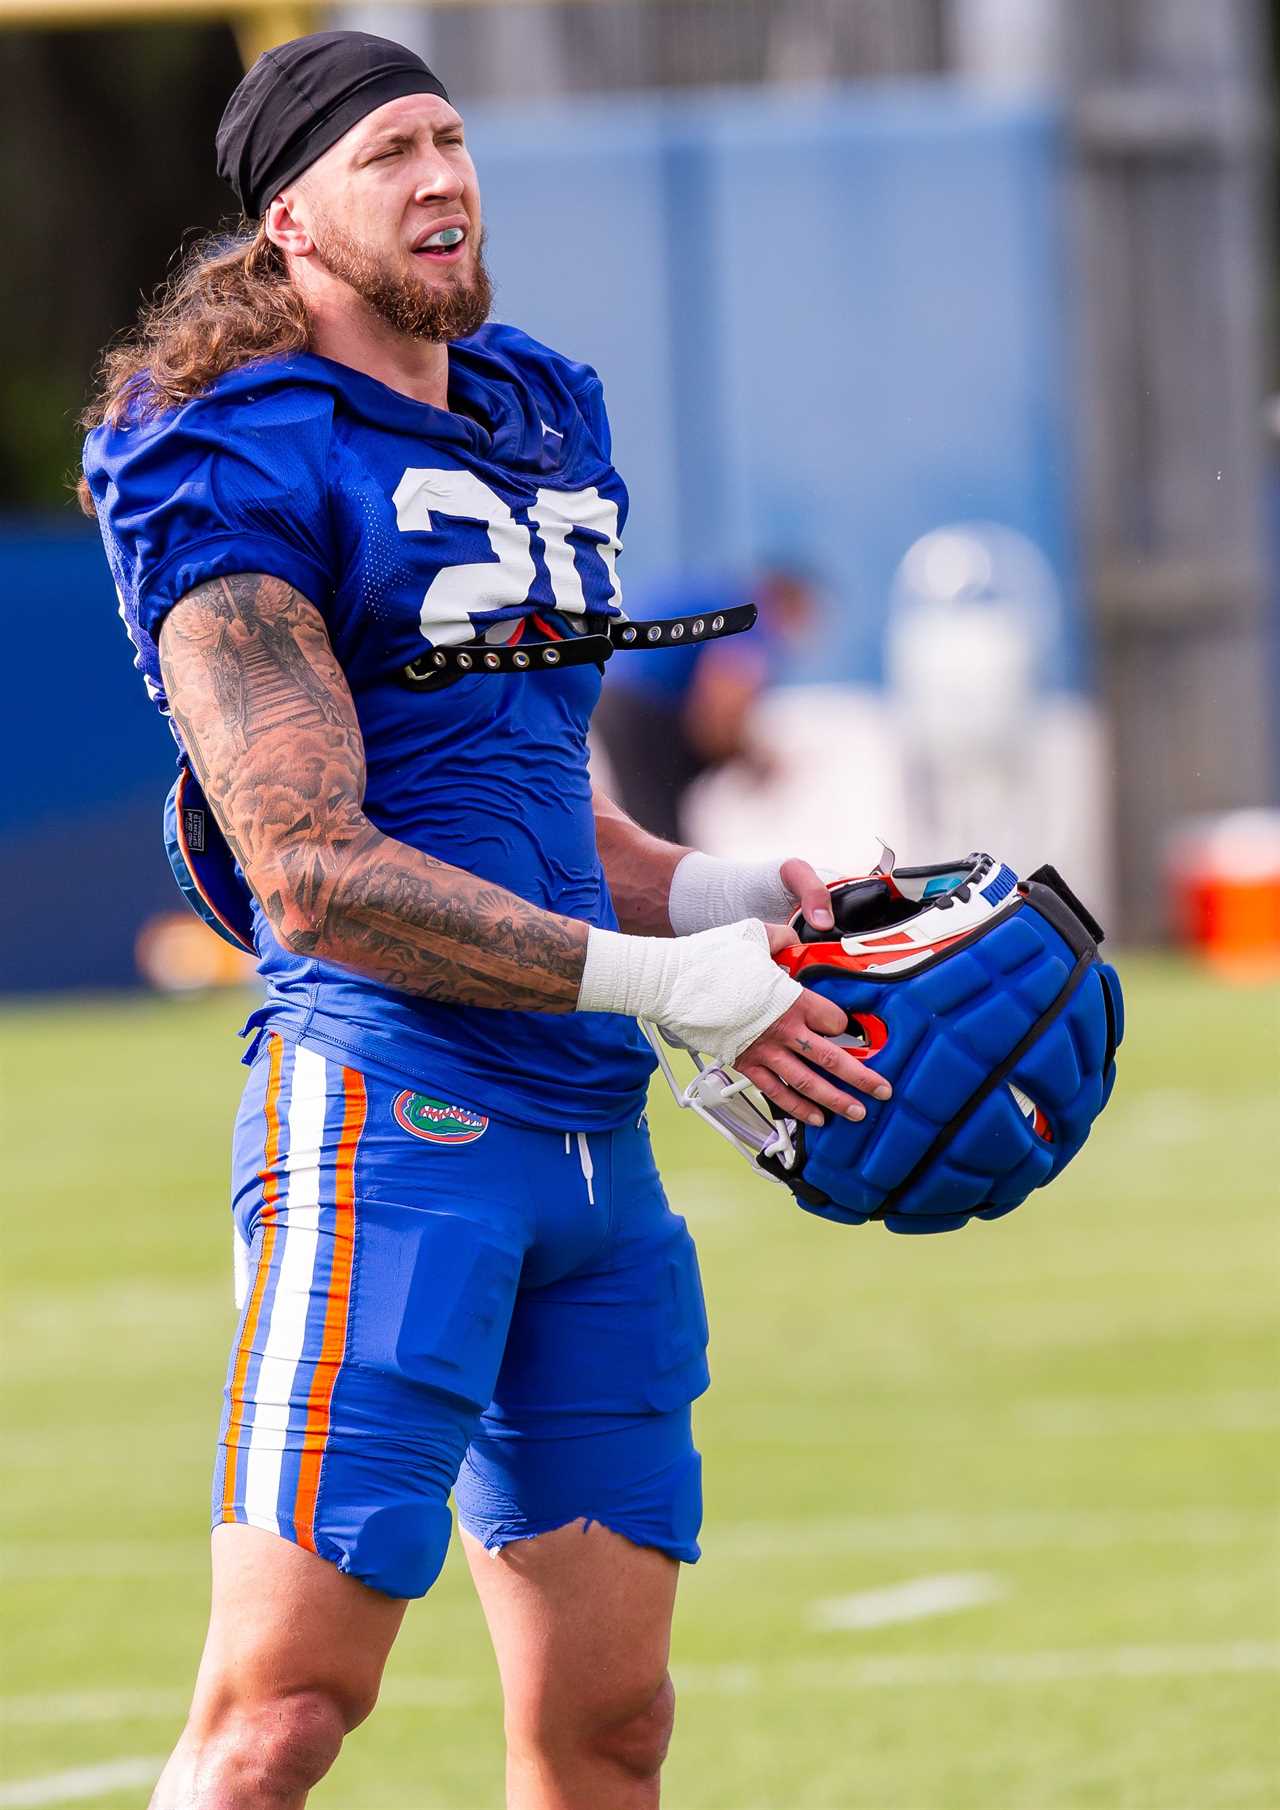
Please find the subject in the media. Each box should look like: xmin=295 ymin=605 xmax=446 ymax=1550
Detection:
xmin=76 ymin=221 xmax=310 ymax=514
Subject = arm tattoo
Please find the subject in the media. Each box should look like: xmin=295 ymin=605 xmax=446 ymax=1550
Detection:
xmin=159 ymin=573 xmax=588 ymax=1010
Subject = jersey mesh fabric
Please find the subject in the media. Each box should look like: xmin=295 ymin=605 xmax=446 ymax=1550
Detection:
xmin=84 ymin=328 xmax=656 ymax=1129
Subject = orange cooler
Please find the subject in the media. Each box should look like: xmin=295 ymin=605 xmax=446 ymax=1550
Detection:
xmin=1168 ymin=810 xmax=1280 ymax=979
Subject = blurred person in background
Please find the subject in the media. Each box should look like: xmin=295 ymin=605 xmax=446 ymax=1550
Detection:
xmin=593 ymin=564 xmax=820 ymax=841
xmin=77 ymin=30 xmax=889 ymax=1810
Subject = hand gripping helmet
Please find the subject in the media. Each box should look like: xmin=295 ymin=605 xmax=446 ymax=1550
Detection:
xmin=646 ymin=851 xmax=1123 ymax=1234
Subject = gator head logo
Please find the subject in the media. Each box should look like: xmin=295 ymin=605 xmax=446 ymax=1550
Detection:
xmin=392 ymin=1091 xmax=489 ymax=1145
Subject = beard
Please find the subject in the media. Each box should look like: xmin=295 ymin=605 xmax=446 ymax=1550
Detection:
xmin=309 ymin=216 xmax=493 ymax=342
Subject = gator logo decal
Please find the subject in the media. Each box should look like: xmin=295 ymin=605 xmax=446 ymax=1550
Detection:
xmin=392 ymin=1091 xmax=489 ymax=1144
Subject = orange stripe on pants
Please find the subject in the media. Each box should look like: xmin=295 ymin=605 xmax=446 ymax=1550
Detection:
xmin=292 ymin=1065 xmax=366 ymax=1551
xmin=220 ymin=1033 xmax=285 ymax=1522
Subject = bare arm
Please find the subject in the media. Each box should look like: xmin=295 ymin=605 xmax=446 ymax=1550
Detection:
xmin=590 ymin=787 xmax=689 ymax=936
xmin=158 ymin=572 xmax=588 ymax=1011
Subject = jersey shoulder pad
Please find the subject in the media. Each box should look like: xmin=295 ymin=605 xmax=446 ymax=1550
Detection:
xmin=83 ymin=360 xmax=337 ymax=644
xmin=463 ymin=321 xmax=612 ymax=458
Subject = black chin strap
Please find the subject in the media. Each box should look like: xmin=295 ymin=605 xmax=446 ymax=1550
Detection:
xmin=400 ymin=603 xmax=757 ymax=687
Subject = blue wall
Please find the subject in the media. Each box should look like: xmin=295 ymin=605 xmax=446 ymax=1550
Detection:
xmin=3 ymin=83 xmax=1081 ymax=990
xmin=0 ymin=527 xmax=180 ymax=989
xmin=470 ymin=85 xmax=1079 ymax=685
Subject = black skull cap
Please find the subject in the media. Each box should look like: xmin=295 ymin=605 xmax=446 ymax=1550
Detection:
xmin=216 ymin=29 xmax=450 ymax=218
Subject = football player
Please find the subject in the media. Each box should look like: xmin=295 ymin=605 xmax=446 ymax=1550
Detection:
xmin=80 ymin=33 xmax=891 ymax=1809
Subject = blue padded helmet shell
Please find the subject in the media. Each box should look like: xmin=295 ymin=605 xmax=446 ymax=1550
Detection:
xmin=761 ymin=858 xmax=1123 ymax=1233
xmin=163 ymin=765 xmax=257 ymax=954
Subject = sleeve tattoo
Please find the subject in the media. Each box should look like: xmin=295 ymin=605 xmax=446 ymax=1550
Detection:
xmin=158 ymin=573 xmax=589 ymax=1011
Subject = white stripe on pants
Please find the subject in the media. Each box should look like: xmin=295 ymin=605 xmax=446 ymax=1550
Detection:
xmin=242 ymin=1044 xmax=329 ymax=1534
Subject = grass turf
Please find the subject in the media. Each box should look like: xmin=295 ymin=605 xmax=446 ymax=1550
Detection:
xmin=1 ymin=956 xmax=1277 ymax=1809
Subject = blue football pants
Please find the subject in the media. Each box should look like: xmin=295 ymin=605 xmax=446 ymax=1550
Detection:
xmin=213 ymin=1032 xmax=709 ymax=1599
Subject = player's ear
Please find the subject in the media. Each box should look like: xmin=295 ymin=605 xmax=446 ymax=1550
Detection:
xmin=264 ymin=191 xmax=314 ymax=258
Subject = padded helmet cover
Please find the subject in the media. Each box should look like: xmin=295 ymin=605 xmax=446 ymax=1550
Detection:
xmin=644 ymin=852 xmax=1123 ymax=1235
xmin=163 ymin=766 xmax=257 ymax=953
xmin=757 ymin=853 xmax=1123 ymax=1232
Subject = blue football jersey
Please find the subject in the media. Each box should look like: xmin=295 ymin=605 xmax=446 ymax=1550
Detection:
xmin=84 ymin=325 xmax=656 ymax=1129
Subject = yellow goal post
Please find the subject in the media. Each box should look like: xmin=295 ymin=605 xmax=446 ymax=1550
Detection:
xmin=0 ymin=0 xmax=678 ymax=71
xmin=2 ymin=0 xmax=316 ymax=69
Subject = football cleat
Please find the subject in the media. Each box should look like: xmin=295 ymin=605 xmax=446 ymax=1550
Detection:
xmin=647 ymin=850 xmax=1123 ymax=1234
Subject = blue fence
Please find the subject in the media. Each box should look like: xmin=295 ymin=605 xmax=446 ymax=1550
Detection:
xmin=2 ymin=83 xmax=1081 ymax=990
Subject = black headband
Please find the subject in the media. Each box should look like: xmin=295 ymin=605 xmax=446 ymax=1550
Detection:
xmin=216 ymin=29 xmax=450 ymax=218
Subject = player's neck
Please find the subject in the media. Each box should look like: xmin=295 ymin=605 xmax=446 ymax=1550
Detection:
xmin=308 ymin=303 xmax=451 ymax=410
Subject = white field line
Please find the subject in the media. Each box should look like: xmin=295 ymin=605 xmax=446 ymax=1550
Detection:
xmin=710 ymin=1507 xmax=1272 ymax=1560
xmin=24 ymin=1389 xmax=1267 ymax=1473
xmin=0 ymin=1757 xmax=163 ymax=1807
xmin=1012 ymin=1389 xmax=1280 ymax=1437
xmin=714 ymin=1388 xmax=1280 ymax=1446
xmin=931 ymin=1301 xmax=1269 ymax=1356
xmin=675 ymin=1640 xmax=1280 ymax=1695
xmin=0 ymin=1541 xmax=202 ymax=1579
xmin=5 ymin=1507 xmax=1272 ymax=1581
xmin=665 ymin=1167 xmax=749 ymax=1221
xmin=1110 ymin=1089 xmax=1277 ymax=1149
xmin=0 ymin=1676 xmax=477 ymax=1728
xmin=5 ymin=1643 xmax=1276 ymax=1730
xmin=0 ymin=1689 xmax=186 ymax=1727
xmin=10 ymin=1429 xmax=206 ymax=1470
xmin=811 ymin=1572 xmax=1005 ymax=1632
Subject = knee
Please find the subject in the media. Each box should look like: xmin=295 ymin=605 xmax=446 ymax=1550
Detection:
xmin=584 ymin=1672 xmax=677 ymax=1783
xmin=190 ymin=1684 xmax=373 ymax=1797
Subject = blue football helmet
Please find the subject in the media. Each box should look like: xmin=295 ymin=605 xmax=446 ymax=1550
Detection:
xmin=645 ymin=850 xmax=1123 ymax=1234
xmin=163 ymin=765 xmax=256 ymax=954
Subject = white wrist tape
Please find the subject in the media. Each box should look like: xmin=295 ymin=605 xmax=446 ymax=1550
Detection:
xmin=667 ymin=851 xmax=798 ymax=935
xmin=578 ymin=919 xmax=803 ymax=1066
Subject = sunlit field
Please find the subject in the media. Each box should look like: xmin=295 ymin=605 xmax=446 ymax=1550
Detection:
xmin=2 ymin=958 xmax=1277 ymax=1809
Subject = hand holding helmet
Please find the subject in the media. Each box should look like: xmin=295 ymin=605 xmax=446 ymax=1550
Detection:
xmin=731 ymin=921 xmax=892 ymax=1129
xmin=647 ymin=848 xmax=1124 ymax=1235
xmin=581 ymin=914 xmax=891 ymax=1123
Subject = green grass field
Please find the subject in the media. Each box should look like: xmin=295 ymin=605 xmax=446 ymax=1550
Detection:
xmin=2 ymin=958 xmax=1277 ymax=1810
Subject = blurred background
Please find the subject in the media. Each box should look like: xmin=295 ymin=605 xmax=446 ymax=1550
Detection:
xmin=3 ymin=0 xmax=1280 ymax=979
xmin=1 ymin=3 xmax=1278 ymax=1808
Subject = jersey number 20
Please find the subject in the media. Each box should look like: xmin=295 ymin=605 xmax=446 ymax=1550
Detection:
xmin=392 ymin=468 xmax=621 ymax=643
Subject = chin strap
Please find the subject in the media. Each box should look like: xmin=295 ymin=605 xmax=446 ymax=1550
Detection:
xmin=639 ymin=1021 xmax=796 ymax=1178
xmin=400 ymin=603 xmax=758 ymax=687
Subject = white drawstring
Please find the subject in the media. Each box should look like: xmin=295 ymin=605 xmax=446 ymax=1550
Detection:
xmin=576 ymin=1130 xmax=595 ymax=1205
xmin=562 ymin=1130 xmax=597 ymax=1204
